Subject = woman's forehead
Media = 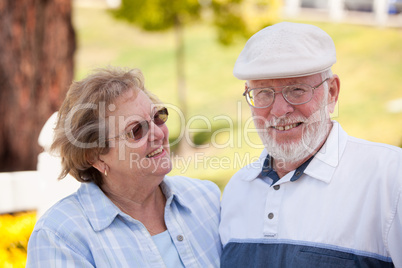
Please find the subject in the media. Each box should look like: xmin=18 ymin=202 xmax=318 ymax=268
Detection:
xmin=107 ymin=90 xmax=154 ymax=118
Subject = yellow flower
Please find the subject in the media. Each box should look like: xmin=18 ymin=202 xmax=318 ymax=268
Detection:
xmin=0 ymin=211 xmax=36 ymax=268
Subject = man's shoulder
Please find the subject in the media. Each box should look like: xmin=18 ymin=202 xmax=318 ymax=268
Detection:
xmin=340 ymin=135 xmax=402 ymax=190
xmin=346 ymin=135 xmax=402 ymax=158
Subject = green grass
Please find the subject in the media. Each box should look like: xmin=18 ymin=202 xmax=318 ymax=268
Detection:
xmin=73 ymin=6 xmax=402 ymax=189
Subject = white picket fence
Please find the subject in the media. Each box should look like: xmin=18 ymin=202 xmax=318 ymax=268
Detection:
xmin=0 ymin=171 xmax=40 ymax=214
xmin=0 ymin=157 xmax=81 ymax=219
xmin=0 ymin=113 xmax=80 ymax=218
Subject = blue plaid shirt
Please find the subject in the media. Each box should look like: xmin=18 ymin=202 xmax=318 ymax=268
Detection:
xmin=27 ymin=176 xmax=222 ymax=267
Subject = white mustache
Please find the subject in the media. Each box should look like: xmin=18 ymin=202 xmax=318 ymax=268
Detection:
xmin=264 ymin=116 xmax=308 ymax=128
xmin=264 ymin=108 xmax=328 ymax=128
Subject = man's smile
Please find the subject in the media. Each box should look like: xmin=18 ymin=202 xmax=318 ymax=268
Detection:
xmin=270 ymin=122 xmax=303 ymax=131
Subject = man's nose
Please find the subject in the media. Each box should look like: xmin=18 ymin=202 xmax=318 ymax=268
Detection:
xmin=269 ymin=92 xmax=295 ymax=118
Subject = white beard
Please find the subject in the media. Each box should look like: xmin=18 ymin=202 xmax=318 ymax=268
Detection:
xmin=256 ymin=106 xmax=331 ymax=164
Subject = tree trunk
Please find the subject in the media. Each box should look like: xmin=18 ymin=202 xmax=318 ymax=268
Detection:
xmin=0 ymin=0 xmax=76 ymax=171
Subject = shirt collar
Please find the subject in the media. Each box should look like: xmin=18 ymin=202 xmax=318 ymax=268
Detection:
xmin=78 ymin=177 xmax=193 ymax=232
xmin=260 ymin=153 xmax=315 ymax=185
xmin=304 ymin=121 xmax=348 ymax=184
xmin=243 ymin=121 xmax=348 ymax=184
xmin=241 ymin=148 xmax=269 ymax=182
xmin=160 ymin=177 xmax=192 ymax=213
xmin=77 ymin=182 xmax=120 ymax=232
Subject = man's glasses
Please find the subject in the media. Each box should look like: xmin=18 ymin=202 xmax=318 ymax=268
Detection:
xmin=243 ymin=78 xmax=329 ymax=108
xmin=108 ymin=107 xmax=168 ymax=142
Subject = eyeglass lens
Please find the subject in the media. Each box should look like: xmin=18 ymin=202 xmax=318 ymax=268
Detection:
xmin=127 ymin=107 xmax=168 ymax=140
xmin=248 ymin=85 xmax=314 ymax=108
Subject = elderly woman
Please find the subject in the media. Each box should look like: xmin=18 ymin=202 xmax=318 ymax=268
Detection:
xmin=26 ymin=66 xmax=222 ymax=267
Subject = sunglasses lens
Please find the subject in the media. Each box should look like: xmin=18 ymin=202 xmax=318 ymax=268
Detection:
xmin=154 ymin=108 xmax=168 ymax=125
xmin=130 ymin=121 xmax=149 ymax=140
xmin=126 ymin=108 xmax=168 ymax=141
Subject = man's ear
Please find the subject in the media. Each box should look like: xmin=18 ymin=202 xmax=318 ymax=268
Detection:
xmin=327 ymin=74 xmax=340 ymax=114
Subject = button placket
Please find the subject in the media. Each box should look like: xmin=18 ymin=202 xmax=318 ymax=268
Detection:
xmin=164 ymin=204 xmax=195 ymax=267
xmin=263 ymin=183 xmax=285 ymax=237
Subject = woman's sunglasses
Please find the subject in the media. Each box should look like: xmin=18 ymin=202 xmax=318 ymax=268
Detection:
xmin=108 ymin=107 xmax=168 ymax=142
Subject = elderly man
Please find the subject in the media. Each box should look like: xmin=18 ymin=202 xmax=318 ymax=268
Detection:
xmin=219 ymin=22 xmax=402 ymax=267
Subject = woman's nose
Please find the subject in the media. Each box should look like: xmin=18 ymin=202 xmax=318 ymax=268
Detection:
xmin=148 ymin=121 xmax=165 ymax=142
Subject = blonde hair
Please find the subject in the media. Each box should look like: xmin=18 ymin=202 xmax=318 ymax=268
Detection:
xmin=51 ymin=66 xmax=160 ymax=186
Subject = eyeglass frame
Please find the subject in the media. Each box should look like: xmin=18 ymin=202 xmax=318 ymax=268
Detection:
xmin=243 ymin=78 xmax=330 ymax=108
xmin=107 ymin=107 xmax=168 ymax=142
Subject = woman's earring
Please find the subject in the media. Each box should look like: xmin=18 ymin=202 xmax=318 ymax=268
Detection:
xmin=104 ymin=169 xmax=108 ymax=177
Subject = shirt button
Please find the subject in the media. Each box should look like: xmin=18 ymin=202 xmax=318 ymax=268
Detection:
xmin=273 ymin=185 xmax=280 ymax=190
xmin=177 ymin=235 xmax=184 ymax=242
xmin=268 ymin=213 xmax=274 ymax=219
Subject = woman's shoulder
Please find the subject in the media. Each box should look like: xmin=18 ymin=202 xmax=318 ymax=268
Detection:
xmin=33 ymin=193 xmax=86 ymax=233
xmin=27 ymin=193 xmax=96 ymax=263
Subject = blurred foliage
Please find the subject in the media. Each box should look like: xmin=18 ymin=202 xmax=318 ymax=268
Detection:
xmin=111 ymin=0 xmax=202 ymax=31
xmin=110 ymin=0 xmax=280 ymax=45
xmin=211 ymin=0 xmax=280 ymax=45
xmin=192 ymin=121 xmax=235 ymax=145
xmin=0 ymin=212 xmax=36 ymax=268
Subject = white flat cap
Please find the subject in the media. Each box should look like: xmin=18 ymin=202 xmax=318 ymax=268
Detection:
xmin=233 ymin=22 xmax=336 ymax=80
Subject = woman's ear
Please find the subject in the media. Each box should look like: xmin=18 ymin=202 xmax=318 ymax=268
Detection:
xmin=92 ymin=158 xmax=109 ymax=177
xmin=92 ymin=158 xmax=103 ymax=172
xmin=89 ymin=153 xmax=108 ymax=176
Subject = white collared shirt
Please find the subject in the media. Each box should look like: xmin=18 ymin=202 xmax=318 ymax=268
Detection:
xmin=220 ymin=121 xmax=402 ymax=267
